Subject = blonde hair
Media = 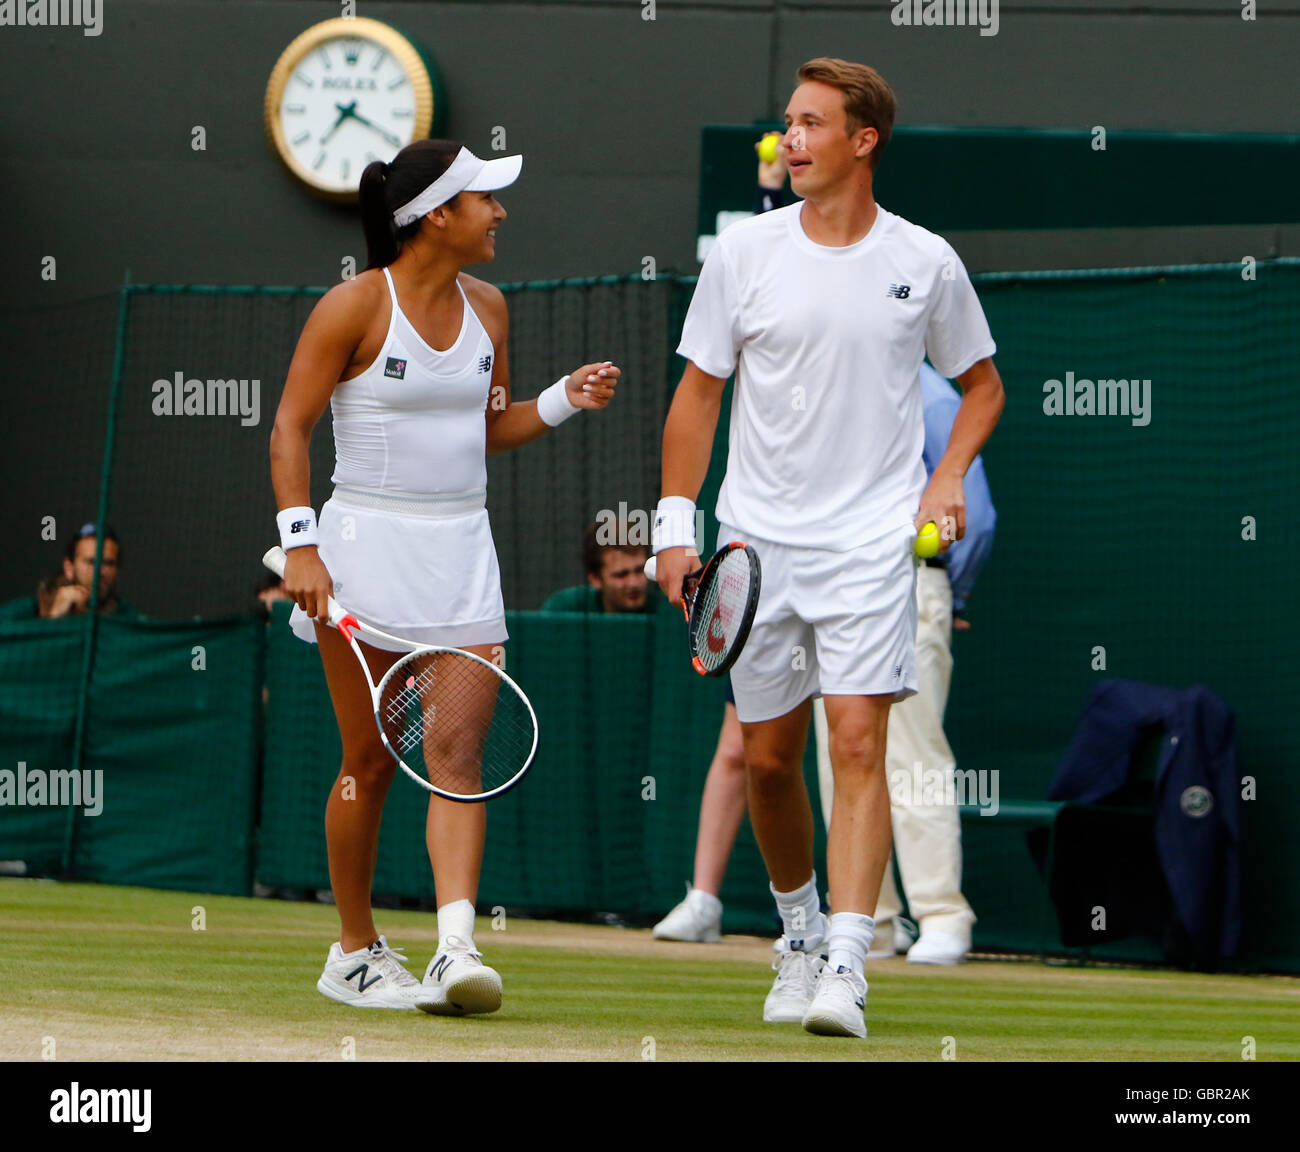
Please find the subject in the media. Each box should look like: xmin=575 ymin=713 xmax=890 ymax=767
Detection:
xmin=796 ymin=58 xmax=896 ymax=169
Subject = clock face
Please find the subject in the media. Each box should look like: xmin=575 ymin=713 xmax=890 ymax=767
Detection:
xmin=266 ymin=18 xmax=434 ymax=200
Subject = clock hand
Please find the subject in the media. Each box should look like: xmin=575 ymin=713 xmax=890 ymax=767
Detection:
xmin=319 ymin=101 xmax=358 ymax=145
xmin=349 ymin=108 xmax=403 ymax=148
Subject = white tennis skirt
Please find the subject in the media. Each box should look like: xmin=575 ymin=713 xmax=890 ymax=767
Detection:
xmin=288 ymin=484 xmax=508 ymax=653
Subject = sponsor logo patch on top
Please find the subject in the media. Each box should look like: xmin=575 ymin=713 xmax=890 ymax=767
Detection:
xmin=384 ymin=357 xmax=407 ymax=380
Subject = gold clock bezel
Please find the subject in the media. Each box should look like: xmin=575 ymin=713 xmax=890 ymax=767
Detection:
xmin=264 ymin=17 xmax=435 ymax=202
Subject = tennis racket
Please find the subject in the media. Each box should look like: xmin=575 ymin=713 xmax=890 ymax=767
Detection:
xmin=264 ymin=546 xmax=538 ymax=803
xmin=645 ymin=542 xmax=761 ymax=676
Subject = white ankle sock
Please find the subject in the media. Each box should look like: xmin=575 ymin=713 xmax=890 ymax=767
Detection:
xmin=436 ymin=898 xmax=476 ymax=948
xmin=771 ymin=874 xmax=826 ymax=952
xmin=826 ymin=912 xmax=875 ymax=976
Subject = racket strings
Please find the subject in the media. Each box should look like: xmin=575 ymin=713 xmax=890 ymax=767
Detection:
xmin=378 ymin=653 xmax=535 ymax=795
xmin=692 ymin=550 xmax=756 ymax=673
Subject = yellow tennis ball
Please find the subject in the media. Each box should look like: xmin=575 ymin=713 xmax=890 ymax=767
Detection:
xmin=915 ymin=522 xmax=941 ymax=559
xmin=758 ymin=134 xmax=779 ymax=165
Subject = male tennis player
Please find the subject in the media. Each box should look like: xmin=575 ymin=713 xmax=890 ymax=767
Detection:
xmin=654 ymin=58 xmax=1003 ymax=1038
xmin=272 ymin=140 xmax=619 ymax=1013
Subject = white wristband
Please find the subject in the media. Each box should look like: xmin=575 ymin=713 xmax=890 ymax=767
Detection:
xmin=652 ymin=496 xmax=698 ymax=554
xmin=536 ymin=376 xmax=581 ymax=427
xmin=277 ymin=507 xmax=319 ymax=551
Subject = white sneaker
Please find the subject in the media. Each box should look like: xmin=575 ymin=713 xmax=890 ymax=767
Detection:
xmin=317 ymin=935 xmax=437 ymax=1010
xmin=653 ymin=887 xmax=723 ymax=942
xmin=906 ymin=930 xmax=969 ymax=965
xmin=763 ymin=939 xmax=826 ymax=1023
xmin=420 ymin=935 xmax=503 ymax=1015
xmin=801 ymin=965 xmax=868 ymax=1039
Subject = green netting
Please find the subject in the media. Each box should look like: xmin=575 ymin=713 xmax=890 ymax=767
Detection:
xmin=0 ymin=616 xmax=261 ymax=896
xmin=255 ymin=601 xmax=338 ymax=893
xmin=0 ymin=619 xmax=85 ymax=874
xmin=5 ymin=293 xmax=119 ymax=598
xmin=106 ymin=288 xmax=328 ymax=620
xmin=72 ymin=617 xmax=262 ymax=895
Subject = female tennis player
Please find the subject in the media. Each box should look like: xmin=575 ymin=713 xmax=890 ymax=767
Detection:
xmin=270 ymin=139 xmax=620 ymax=1012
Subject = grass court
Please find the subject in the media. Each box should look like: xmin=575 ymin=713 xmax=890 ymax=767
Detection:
xmin=2 ymin=878 xmax=1294 ymax=1063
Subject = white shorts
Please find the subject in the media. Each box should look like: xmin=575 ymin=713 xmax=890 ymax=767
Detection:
xmin=288 ymin=485 xmax=508 ymax=653
xmin=722 ymin=521 xmax=919 ymax=723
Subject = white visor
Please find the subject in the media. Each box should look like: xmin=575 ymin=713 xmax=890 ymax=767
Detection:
xmin=392 ymin=147 xmax=522 ymax=228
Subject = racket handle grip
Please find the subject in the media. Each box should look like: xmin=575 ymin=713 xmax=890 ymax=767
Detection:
xmin=262 ymin=545 xmax=348 ymax=629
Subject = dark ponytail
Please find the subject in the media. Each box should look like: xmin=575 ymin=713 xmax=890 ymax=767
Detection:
xmin=360 ymin=139 xmax=465 ymax=270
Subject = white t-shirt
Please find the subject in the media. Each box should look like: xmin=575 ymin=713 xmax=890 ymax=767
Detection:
xmin=678 ymin=202 xmax=996 ymax=550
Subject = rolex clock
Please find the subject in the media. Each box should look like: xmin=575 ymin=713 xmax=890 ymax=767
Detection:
xmin=265 ymin=17 xmax=436 ymax=200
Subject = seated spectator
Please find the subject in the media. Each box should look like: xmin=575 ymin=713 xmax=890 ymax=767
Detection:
xmin=540 ymin=520 xmax=663 ymax=614
xmin=0 ymin=523 xmax=134 ymax=620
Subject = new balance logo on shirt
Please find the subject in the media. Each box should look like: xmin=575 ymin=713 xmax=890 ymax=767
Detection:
xmin=887 ymin=284 xmax=911 ymax=299
xmin=477 ymin=354 xmax=493 ymax=374
xmin=345 ymin=963 xmax=383 ymax=993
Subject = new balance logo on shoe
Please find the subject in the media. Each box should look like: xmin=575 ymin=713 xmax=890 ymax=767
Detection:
xmin=429 ymin=954 xmax=453 ymax=980
xmin=834 ymin=966 xmax=866 ymax=1008
xmin=345 ymin=963 xmax=383 ymax=993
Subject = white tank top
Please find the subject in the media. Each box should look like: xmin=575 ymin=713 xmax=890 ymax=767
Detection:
xmin=330 ymin=267 xmax=496 ymax=495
